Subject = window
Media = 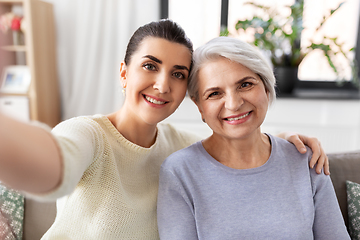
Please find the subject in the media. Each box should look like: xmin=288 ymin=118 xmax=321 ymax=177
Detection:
xmin=227 ymin=0 xmax=359 ymax=82
xmin=168 ymin=0 xmax=222 ymax=49
xmin=299 ymin=0 xmax=359 ymax=81
xmin=163 ymin=0 xmax=360 ymax=94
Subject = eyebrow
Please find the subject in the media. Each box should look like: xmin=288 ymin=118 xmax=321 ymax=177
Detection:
xmin=143 ymin=55 xmax=190 ymax=72
xmin=174 ymin=65 xmax=190 ymax=72
xmin=235 ymin=76 xmax=258 ymax=84
xmin=143 ymin=55 xmax=162 ymax=64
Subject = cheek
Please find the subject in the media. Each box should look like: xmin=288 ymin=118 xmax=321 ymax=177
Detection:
xmin=174 ymin=81 xmax=188 ymax=98
xmin=255 ymin=87 xmax=270 ymax=107
xmin=256 ymin=94 xmax=270 ymax=116
xmin=202 ymin=102 xmax=218 ymax=120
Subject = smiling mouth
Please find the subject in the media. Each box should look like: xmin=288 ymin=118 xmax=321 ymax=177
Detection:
xmin=144 ymin=95 xmax=168 ymax=105
xmin=225 ymin=112 xmax=251 ymax=121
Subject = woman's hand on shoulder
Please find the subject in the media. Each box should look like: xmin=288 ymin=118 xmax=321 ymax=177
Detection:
xmin=277 ymin=132 xmax=329 ymax=175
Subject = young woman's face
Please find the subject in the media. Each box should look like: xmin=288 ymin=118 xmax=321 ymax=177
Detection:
xmin=121 ymin=37 xmax=191 ymax=125
xmin=194 ymin=57 xmax=269 ymax=140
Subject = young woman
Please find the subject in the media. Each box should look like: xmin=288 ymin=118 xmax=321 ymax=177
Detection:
xmin=157 ymin=37 xmax=349 ymax=239
xmin=0 ymin=20 xmax=328 ymax=239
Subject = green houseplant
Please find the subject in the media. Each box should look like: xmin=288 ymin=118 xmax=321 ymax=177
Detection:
xmin=222 ymin=0 xmax=358 ymax=93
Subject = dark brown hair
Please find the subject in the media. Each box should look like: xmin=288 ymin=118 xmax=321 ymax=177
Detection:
xmin=124 ymin=19 xmax=193 ymax=71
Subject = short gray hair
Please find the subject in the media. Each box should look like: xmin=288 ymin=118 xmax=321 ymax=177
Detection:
xmin=188 ymin=37 xmax=276 ymax=104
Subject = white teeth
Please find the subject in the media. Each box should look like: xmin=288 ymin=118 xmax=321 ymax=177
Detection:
xmin=145 ymin=96 xmax=166 ymax=105
xmin=226 ymin=112 xmax=250 ymax=121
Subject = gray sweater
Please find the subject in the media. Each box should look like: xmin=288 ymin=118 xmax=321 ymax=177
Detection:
xmin=157 ymin=134 xmax=350 ymax=240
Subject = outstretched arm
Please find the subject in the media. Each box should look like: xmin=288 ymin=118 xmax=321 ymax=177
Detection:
xmin=0 ymin=113 xmax=62 ymax=194
xmin=277 ymin=132 xmax=329 ymax=175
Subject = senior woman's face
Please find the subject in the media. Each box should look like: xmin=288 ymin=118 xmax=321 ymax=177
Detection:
xmin=194 ymin=57 xmax=269 ymax=140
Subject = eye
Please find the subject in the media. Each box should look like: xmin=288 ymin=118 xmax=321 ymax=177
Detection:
xmin=207 ymin=91 xmax=220 ymax=99
xmin=173 ymin=72 xmax=185 ymax=79
xmin=240 ymin=82 xmax=253 ymax=89
xmin=143 ymin=63 xmax=157 ymax=71
xmin=238 ymin=78 xmax=259 ymax=91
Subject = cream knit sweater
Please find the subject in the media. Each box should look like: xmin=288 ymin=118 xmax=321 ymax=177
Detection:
xmin=27 ymin=115 xmax=200 ymax=240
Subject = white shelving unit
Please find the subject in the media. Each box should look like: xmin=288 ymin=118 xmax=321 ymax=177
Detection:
xmin=0 ymin=0 xmax=60 ymax=127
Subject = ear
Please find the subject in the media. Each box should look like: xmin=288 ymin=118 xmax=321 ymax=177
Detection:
xmin=120 ymin=62 xmax=127 ymax=88
xmin=265 ymin=88 xmax=270 ymax=101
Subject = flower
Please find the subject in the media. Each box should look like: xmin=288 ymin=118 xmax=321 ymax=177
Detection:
xmin=11 ymin=17 xmax=21 ymax=31
xmin=0 ymin=12 xmax=15 ymax=33
xmin=0 ymin=12 xmax=22 ymax=33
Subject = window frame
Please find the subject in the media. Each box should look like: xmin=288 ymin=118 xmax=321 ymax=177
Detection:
xmin=162 ymin=0 xmax=360 ymax=98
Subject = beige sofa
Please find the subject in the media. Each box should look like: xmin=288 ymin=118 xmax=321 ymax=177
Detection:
xmin=327 ymin=151 xmax=360 ymax=229
xmin=22 ymin=151 xmax=360 ymax=239
xmin=23 ymin=199 xmax=56 ymax=240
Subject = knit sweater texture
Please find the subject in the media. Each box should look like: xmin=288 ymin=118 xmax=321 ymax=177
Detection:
xmin=27 ymin=114 xmax=200 ymax=240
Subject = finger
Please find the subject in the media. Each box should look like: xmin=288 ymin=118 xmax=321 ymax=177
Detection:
xmin=323 ymin=154 xmax=330 ymax=175
xmin=314 ymin=154 xmax=325 ymax=174
xmin=290 ymin=135 xmax=307 ymax=154
xmin=309 ymin=146 xmax=321 ymax=169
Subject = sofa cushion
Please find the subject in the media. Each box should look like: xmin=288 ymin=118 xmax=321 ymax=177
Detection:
xmin=328 ymin=151 xmax=360 ymax=228
xmin=23 ymin=198 xmax=56 ymax=240
xmin=346 ymin=180 xmax=360 ymax=239
xmin=0 ymin=184 xmax=24 ymax=240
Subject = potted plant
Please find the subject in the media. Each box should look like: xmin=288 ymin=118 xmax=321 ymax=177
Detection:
xmin=222 ymin=0 xmax=358 ymax=94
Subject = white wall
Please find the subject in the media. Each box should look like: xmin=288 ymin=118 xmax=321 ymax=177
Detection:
xmin=164 ymin=97 xmax=360 ymax=154
xmin=42 ymin=0 xmax=160 ymax=120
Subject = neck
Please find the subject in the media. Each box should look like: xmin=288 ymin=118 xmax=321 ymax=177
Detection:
xmin=202 ymin=130 xmax=271 ymax=169
xmin=107 ymin=107 xmax=157 ymax=148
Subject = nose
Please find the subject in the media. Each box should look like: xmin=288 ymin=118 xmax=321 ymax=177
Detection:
xmin=224 ymin=92 xmax=243 ymax=111
xmin=153 ymin=73 xmax=170 ymax=94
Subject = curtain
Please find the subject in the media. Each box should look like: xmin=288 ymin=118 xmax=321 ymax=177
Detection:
xmin=43 ymin=0 xmax=160 ymax=120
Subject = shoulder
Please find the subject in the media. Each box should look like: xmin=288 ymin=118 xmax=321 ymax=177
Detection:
xmin=52 ymin=114 xmax=106 ymax=134
xmin=268 ymin=134 xmax=313 ymax=173
xmin=51 ymin=115 xmax=109 ymax=149
xmin=161 ymin=141 xmax=202 ymax=172
xmin=270 ymin=134 xmax=300 ymax=151
xmin=270 ymin=134 xmax=312 ymax=160
xmin=159 ymin=141 xmax=205 ymax=191
xmin=158 ymin=123 xmax=202 ymax=148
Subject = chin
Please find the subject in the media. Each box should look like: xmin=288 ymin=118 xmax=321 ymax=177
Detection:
xmin=217 ymin=128 xmax=257 ymax=140
xmin=143 ymin=114 xmax=169 ymax=126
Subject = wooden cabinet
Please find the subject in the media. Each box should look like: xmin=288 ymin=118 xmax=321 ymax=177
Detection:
xmin=0 ymin=0 xmax=60 ymax=127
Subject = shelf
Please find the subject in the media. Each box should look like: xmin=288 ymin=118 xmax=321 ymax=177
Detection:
xmin=0 ymin=0 xmax=23 ymax=3
xmin=1 ymin=45 xmax=26 ymax=52
xmin=0 ymin=0 xmax=60 ymax=127
xmin=0 ymin=92 xmax=28 ymax=97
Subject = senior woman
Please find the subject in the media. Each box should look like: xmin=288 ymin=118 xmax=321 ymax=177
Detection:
xmin=157 ymin=37 xmax=349 ymax=239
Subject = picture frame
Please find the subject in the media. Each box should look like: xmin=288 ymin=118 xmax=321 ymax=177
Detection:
xmin=0 ymin=66 xmax=31 ymax=94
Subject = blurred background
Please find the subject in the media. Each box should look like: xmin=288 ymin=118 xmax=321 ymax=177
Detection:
xmin=0 ymin=0 xmax=359 ymax=153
